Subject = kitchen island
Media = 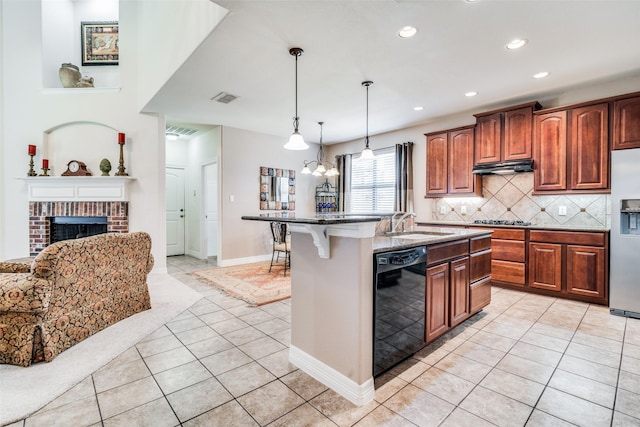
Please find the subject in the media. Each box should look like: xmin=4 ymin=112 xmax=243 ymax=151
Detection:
xmin=242 ymin=213 xmax=492 ymax=405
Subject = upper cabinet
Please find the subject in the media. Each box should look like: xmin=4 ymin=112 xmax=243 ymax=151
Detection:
xmin=474 ymin=102 xmax=542 ymax=165
xmin=425 ymin=126 xmax=481 ymax=197
xmin=534 ymin=102 xmax=609 ymax=194
xmin=613 ymin=95 xmax=640 ymax=150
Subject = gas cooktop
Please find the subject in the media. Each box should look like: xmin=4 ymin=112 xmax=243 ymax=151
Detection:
xmin=473 ymin=219 xmax=532 ymax=226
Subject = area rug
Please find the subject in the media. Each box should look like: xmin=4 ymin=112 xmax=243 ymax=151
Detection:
xmin=191 ymin=261 xmax=291 ymax=306
xmin=0 ymin=272 xmax=203 ymax=426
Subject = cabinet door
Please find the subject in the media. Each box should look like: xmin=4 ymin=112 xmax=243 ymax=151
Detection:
xmin=528 ymin=242 xmax=562 ymax=292
xmin=426 ymin=263 xmax=449 ymax=342
xmin=613 ymin=96 xmax=640 ymax=150
xmin=566 ymin=245 xmax=606 ymax=300
xmin=426 ymin=133 xmax=448 ymax=196
xmin=504 ymin=106 xmax=533 ymax=161
xmin=450 ymin=257 xmax=470 ymax=328
xmin=448 ymin=128 xmax=476 ymax=194
xmin=570 ymin=103 xmax=609 ymax=190
xmin=534 ymin=111 xmax=567 ymax=191
xmin=475 ymin=113 xmax=502 ymax=164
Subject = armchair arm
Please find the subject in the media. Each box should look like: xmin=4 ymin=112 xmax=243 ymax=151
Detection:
xmin=146 ymin=253 xmax=155 ymax=274
xmin=0 ymin=262 xmax=31 ymax=274
xmin=0 ymin=273 xmax=51 ymax=313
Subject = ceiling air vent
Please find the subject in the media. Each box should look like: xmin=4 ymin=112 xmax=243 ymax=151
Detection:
xmin=165 ymin=126 xmax=199 ymax=137
xmin=211 ymin=92 xmax=238 ymax=104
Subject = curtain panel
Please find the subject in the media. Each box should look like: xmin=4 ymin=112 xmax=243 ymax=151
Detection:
xmin=395 ymin=142 xmax=414 ymax=213
xmin=336 ymin=153 xmax=352 ymax=212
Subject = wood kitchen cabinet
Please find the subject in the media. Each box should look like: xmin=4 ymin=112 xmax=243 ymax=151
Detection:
xmin=489 ymin=228 xmax=527 ymax=287
xmin=533 ymin=102 xmax=609 ymax=193
xmin=613 ymin=94 xmax=640 ymax=150
xmin=425 ymin=236 xmax=491 ymax=342
xmin=425 ymin=126 xmax=481 ymax=197
xmin=528 ymin=230 xmax=608 ymax=305
xmin=474 ymin=102 xmax=541 ymax=165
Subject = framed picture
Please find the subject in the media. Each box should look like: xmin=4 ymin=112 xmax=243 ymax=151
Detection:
xmin=81 ymin=21 xmax=119 ymax=66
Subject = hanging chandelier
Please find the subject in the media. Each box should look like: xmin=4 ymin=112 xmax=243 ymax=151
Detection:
xmin=301 ymin=122 xmax=339 ymax=177
xmin=361 ymin=80 xmax=375 ymax=159
xmin=284 ymin=47 xmax=309 ymax=150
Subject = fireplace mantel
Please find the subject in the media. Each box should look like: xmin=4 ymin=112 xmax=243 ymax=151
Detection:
xmin=18 ymin=176 xmax=135 ymax=202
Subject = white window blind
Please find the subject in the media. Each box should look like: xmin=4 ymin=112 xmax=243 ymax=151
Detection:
xmin=349 ymin=147 xmax=396 ymax=213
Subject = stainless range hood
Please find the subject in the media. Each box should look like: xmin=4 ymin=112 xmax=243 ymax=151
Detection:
xmin=471 ymin=159 xmax=534 ymax=175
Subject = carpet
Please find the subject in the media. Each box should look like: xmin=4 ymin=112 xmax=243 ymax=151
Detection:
xmin=191 ymin=261 xmax=291 ymax=306
xmin=0 ymin=272 xmax=202 ymax=426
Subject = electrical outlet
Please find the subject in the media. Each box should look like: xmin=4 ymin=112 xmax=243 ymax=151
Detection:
xmin=461 ymin=205 xmax=467 ymax=215
xmin=559 ymin=206 xmax=567 ymax=216
xmin=440 ymin=205 xmax=447 ymax=215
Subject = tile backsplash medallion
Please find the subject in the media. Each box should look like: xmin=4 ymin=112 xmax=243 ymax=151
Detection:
xmin=432 ymin=173 xmax=611 ymax=228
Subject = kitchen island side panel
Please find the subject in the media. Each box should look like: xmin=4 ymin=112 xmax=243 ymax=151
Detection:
xmin=290 ymin=233 xmax=374 ymax=385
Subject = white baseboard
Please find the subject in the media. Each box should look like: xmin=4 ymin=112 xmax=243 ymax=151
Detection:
xmin=289 ymin=344 xmax=375 ymax=406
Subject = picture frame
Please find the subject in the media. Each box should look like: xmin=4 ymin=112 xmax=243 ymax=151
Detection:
xmin=81 ymin=21 xmax=119 ymax=66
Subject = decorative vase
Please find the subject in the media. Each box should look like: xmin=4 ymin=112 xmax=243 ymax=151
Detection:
xmin=59 ymin=63 xmax=81 ymax=88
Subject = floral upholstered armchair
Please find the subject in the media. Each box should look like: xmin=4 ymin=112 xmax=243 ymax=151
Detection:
xmin=0 ymin=232 xmax=154 ymax=367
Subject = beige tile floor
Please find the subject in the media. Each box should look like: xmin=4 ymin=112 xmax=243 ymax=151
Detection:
xmin=9 ymin=255 xmax=640 ymax=427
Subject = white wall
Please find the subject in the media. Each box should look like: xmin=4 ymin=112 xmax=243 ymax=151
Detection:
xmin=218 ymin=126 xmax=318 ymax=265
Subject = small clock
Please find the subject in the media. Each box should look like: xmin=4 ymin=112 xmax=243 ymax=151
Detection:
xmin=62 ymin=160 xmax=92 ymax=176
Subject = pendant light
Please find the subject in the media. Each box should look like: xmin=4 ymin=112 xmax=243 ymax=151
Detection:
xmin=284 ymin=47 xmax=309 ymax=150
xmin=301 ymin=122 xmax=339 ymax=176
xmin=361 ymin=81 xmax=375 ymax=159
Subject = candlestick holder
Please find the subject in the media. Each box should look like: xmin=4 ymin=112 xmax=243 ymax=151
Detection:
xmin=39 ymin=167 xmax=50 ymax=177
xmin=115 ymin=142 xmax=128 ymax=176
xmin=27 ymin=155 xmax=37 ymax=176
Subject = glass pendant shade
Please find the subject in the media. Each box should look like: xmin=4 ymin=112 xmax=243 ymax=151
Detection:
xmin=284 ymin=130 xmax=308 ymax=150
xmin=361 ymin=146 xmax=375 ymax=160
xmin=301 ymin=164 xmax=312 ymax=174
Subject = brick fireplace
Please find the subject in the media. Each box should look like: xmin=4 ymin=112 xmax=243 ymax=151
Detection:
xmin=22 ymin=176 xmax=133 ymax=255
xmin=29 ymin=201 xmax=128 ymax=255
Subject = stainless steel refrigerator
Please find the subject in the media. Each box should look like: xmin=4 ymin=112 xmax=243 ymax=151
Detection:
xmin=610 ymin=147 xmax=640 ymax=318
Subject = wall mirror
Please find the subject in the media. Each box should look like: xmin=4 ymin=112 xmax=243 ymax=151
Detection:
xmin=260 ymin=167 xmax=295 ymax=210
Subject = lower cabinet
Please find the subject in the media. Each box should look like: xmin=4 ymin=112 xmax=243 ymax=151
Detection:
xmin=425 ymin=236 xmax=491 ymax=343
xmin=528 ymin=230 xmax=608 ymax=304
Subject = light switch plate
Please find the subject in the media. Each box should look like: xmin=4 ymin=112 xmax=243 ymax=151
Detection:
xmin=559 ymin=206 xmax=567 ymax=216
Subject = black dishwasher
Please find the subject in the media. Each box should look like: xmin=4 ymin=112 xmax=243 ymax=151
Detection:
xmin=373 ymin=246 xmax=427 ymax=377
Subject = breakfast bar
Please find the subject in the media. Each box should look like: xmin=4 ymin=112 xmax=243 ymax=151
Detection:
xmin=242 ymin=213 xmax=492 ymax=405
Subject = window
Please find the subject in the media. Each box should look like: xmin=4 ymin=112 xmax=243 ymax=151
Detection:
xmin=350 ymin=147 xmax=396 ymax=213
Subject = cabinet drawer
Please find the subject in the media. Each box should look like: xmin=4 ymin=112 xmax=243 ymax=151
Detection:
xmin=470 ymin=276 xmax=492 ymax=313
xmin=470 ymin=236 xmax=492 ymax=253
xmin=492 ymin=239 xmax=525 ymax=262
xmin=530 ymin=230 xmax=605 ymax=246
xmin=427 ymin=240 xmax=469 ymax=266
xmin=492 ymin=260 xmax=525 ymax=286
xmin=470 ymin=249 xmax=492 ymax=283
xmin=491 ymin=228 xmax=526 ymax=240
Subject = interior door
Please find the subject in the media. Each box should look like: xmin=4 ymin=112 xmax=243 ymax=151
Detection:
xmin=204 ymin=163 xmax=218 ymax=257
xmin=166 ymin=167 xmax=185 ymax=256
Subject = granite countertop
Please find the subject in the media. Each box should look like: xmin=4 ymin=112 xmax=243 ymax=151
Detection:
xmin=241 ymin=213 xmax=382 ymax=225
xmin=373 ymin=226 xmax=492 ymax=254
xmin=416 ymin=220 xmax=609 ymax=233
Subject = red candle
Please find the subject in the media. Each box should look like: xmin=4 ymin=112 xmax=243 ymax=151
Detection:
xmin=42 ymin=159 xmax=49 ymax=169
xmin=118 ymin=132 xmax=125 ymax=143
xmin=28 ymin=145 xmax=36 ymax=156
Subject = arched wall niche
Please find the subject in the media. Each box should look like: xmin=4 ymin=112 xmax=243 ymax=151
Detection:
xmin=43 ymin=121 xmax=125 ymax=176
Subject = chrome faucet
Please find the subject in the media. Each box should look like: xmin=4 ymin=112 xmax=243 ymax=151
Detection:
xmin=391 ymin=212 xmax=416 ymax=232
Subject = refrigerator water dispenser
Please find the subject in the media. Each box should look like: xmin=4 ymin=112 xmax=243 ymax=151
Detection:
xmin=620 ymin=199 xmax=640 ymax=235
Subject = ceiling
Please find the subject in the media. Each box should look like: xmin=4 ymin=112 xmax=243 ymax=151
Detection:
xmin=145 ymin=0 xmax=640 ymax=145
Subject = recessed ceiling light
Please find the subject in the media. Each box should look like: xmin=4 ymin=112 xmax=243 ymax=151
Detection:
xmin=533 ymin=71 xmax=549 ymax=79
xmin=398 ymin=26 xmax=417 ymax=38
xmin=465 ymin=91 xmax=478 ymax=97
xmin=506 ymin=38 xmax=528 ymax=50
xmin=414 ymin=106 xmax=424 ymax=111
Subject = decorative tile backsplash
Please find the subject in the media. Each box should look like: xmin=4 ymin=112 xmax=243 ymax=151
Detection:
xmin=432 ymin=174 xmax=611 ymax=228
